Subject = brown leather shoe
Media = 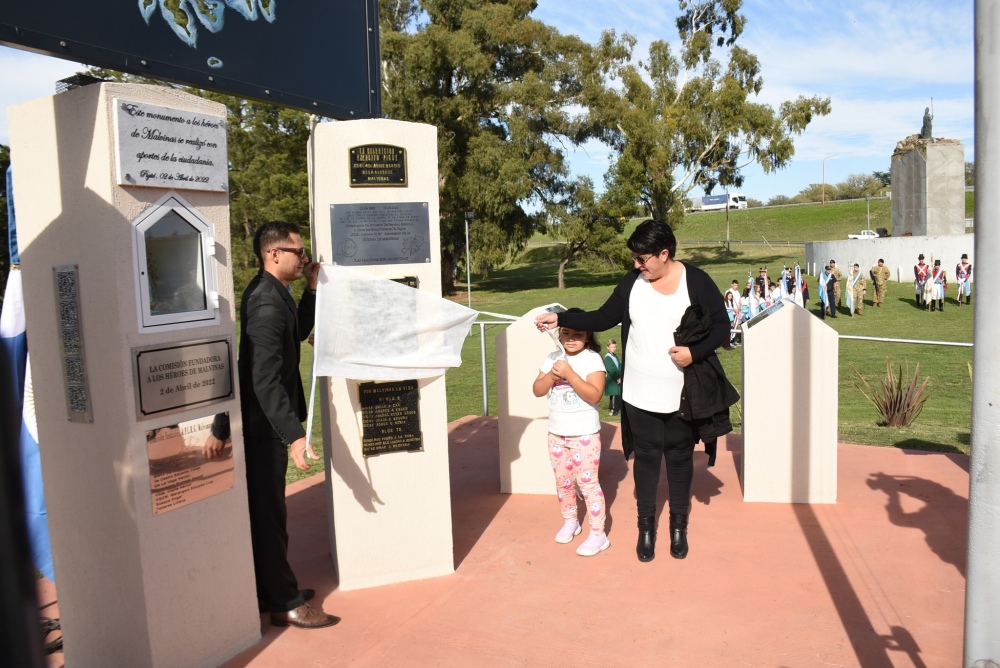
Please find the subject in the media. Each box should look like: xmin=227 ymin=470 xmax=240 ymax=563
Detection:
xmin=270 ymin=603 xmax=340 ymax=629
xmin=258 ymin=588 xmax=315 ymax=613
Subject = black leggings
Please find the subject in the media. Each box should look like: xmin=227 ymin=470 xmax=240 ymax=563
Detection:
xmin=625 ymin=402 xmax=698 ymax=517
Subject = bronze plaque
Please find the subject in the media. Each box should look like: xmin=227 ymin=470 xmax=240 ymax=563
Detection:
xmin=358 ymin=380 xmax=422 ymax=457
xmin=147 ymin=413 xmax=235 ymax=516
xmin=133 ymin=337 xmax=234 ymax=420
xmin=349 ymin=144 xmax=407 ymax=187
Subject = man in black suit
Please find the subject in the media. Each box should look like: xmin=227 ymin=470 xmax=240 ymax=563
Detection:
xmin=207 ymin=221 xmax=338 ymax=629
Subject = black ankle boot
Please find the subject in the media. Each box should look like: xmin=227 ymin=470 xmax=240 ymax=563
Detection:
xmin=637 ymin=516 xmax=656 ymax=562
xmin=939 ymin=299 xmax=944 ymax=311
xmin=669 ymin=513 xmax=689 ymax=559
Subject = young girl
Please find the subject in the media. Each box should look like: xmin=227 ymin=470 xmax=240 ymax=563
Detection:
xmin=724 ymin=291 xmax=740 ymax=346
xmin=533 ymin=313 xmax=610 ymax=556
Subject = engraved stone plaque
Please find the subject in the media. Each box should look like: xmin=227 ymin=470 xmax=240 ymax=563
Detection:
xmin=147 ymin=413 xmax=235 ymax=516
xmin=349 ymin=144 xmax=407 ymax=187
xmin=331 ymin=202 xmax=431 ymax=266
xmin=358 ymin=380 xmax=423 ymax=457
xmin=114 ymin=99 xmax=228 ymax=192
xmin=53 ymin=265 xmax=93 ymax=423
xmin=133 ymin=338 xmax=234 ymax=420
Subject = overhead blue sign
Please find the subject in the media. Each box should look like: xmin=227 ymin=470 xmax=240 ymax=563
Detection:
xmin=0 ymin=1 xmax=381 ymax=119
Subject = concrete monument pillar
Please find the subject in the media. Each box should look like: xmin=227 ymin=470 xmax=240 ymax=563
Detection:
xmin=741 ymin=300 xmax=838 ymax=503
xmin=311 ymin=119 xmax=455 ymax=590
xmin=8 ymin=84 xmax=258 ymax=666
xmin=495 ymin=304 xmax=565 ymax=494
xmin=891 ymin=137 xmax=966 ymax=236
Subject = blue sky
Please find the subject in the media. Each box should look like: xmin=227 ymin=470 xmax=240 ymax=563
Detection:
xmin=1 ymin=0 xmax=974 ymax=203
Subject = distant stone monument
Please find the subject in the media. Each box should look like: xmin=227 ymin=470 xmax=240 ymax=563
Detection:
xmin=891 ymin=109 xmax=964 ymax=236
xmin=920 ymin=107 xmax=933 ymax=139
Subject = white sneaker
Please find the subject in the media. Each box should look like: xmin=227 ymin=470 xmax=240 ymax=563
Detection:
xmin=555 ymin=520 xmax=581 ymax=544
xmin=576 ymin=531 xmax=611 ymax=556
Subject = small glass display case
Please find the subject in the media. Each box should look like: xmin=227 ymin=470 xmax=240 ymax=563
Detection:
xmin=132 ymin=193 xmax=219 ymax=329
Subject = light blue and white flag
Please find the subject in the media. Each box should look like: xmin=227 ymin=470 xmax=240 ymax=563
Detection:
xmin=1 ymin=165 xmax=54 ymax=582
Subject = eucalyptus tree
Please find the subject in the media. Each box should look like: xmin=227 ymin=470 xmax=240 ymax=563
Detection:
xmin=582 ymin=0 xmax=831 ymax=223
xmin=380 ymin=0 xmax=600 ymax=293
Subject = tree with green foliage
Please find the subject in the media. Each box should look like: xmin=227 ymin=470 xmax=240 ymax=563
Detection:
xmin=766 ymin=194 xmax=792 ymax=206
xmin=580 ymin=0 xmax=831 ymax=224
xmin=380 ymin=0 xmax=599 ymax=293
xmin=837 ymin=173 xmax=883 ymax=200
xmin=872 ymin=169 xmax=891 ymax=187
xmin=794 ymin=183 xmax=834 ymax=203
xmin=965 ymin=161 xmax=975 ymax=187
xmin=546 ymin=177 xmax=630 ymax=289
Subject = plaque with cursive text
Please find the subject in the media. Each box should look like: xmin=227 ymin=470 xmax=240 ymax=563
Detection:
xmin=114 ymin=99 xmax=228 ymax=192
xmin=358 ymin=380 xmax=423 ymax=457
xmin=132 ymin=337 xmax=234 ymax=420
xmin=331 ymin=202 xmax=431 ymax=266
xmin=148 ymin=413 xmax=235 ymax=516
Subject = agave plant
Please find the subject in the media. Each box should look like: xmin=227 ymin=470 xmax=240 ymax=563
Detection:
xmin=852 ymin=358 xmax=935 ymax=428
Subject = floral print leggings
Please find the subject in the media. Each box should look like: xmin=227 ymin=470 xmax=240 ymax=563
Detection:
xmin=548 ymin=432 xmax=605 ymax=531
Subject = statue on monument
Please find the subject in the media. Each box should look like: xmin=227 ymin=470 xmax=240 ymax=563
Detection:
xmin=920 ymin=107 xmax=933 ymax=139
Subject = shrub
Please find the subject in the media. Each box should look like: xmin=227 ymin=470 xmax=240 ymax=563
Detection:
xmin=853 ymin=359 xmax=934 ymax=427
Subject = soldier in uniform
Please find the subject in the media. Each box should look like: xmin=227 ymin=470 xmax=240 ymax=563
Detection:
xmin=929 ymin=259 xmax=947 ymax=312
xmin=914 ymin=254 xmax=930 ymax=308
xmin=871 ymin=258 xmax=890 ymax=308
xmin=847 ymin=263 xmax=867 ymax=316
xmin=955 ymin=253 xmax=973 ymax=306
xmin=829 ymin=259 xmax=843 ymax=308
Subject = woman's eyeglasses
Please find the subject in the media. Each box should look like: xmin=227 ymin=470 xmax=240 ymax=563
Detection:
xmin=632 ymin=254 xmax=654 ymax=266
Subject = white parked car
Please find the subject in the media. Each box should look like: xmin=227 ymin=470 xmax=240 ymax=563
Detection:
xmin=848 ymin=229 xmax=879 ymax=240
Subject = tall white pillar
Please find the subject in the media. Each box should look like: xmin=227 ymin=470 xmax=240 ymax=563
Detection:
xmin=8 ymin=83 xmax=258 ymax=667
xmin=965 ymin=2 xmax=1000 ymax=664
xmin=311 ymin=119 xmax=454 ymax=590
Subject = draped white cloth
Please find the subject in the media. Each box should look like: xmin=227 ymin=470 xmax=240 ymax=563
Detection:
xmin=312 ymin=264 xmax=479 ymax=380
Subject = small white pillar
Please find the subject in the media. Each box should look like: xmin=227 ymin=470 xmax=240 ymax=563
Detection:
xmin=741 ymin=300 xmax=838 ymax=503
xmin=496 ymin=304 xmax=565 ymax=494
xmin=311 ymin=119 xmax=454 ymax=590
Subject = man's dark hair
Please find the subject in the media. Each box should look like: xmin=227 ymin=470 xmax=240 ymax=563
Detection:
xmin=627 ymin=219 xmax=677 ymax=259
xmin=253 ymin=221 xmax=301 ymax=265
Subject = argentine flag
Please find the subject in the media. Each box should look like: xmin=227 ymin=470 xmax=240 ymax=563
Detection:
xmin=2 ymin=165 xmax=54 ymax=581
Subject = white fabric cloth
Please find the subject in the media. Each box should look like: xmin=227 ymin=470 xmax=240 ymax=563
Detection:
xmin=622 ymin=270 xmax=690 ymax=413
xmin=312 ymin=265 xmax=478 ymax=380
xmin=539 ymin=349 xmax=605 ymax=436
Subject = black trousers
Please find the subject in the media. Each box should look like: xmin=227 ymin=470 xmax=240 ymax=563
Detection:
xmin=244 ymin=436 xmax=305 ymax=613
xmin=608 ymin=395 xmax=621 ymax=414
xmin=625 ymin=402 xmax=698 ymax=518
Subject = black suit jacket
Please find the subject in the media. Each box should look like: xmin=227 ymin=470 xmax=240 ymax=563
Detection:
xmin=238 ymin=271 xmax=315 ymax=444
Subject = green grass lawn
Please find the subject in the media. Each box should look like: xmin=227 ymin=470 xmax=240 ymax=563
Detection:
xmin=446 ymin=243 xmax=973 ymax=455
xmin=281 ymin=199 xmax=974 ymax=485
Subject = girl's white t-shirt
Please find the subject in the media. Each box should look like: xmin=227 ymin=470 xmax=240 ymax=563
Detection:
xmin=539 ymin=348 xmax=606 ymax=436
xmin=623 ymin=270 xmax=690 ymax=413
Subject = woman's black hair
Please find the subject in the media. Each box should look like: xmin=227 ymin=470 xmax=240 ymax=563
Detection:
xmin=562 ymin=307 xmax=601 ymax=352
xmin=627 ymin=219 xmax=677 ymax=259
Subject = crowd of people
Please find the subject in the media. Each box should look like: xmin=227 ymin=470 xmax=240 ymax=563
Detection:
xmin=723 ymin=264 xmax=809 ymax=344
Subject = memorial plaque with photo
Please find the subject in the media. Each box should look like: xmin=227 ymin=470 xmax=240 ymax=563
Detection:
xmin=349 ymin=144 xmax=407 ymax=187
xmin=147 ymin=413 xmax=235 ymax=516
xmin=114 ymin=99 xmax=228 ymax=192
xmin=331 ymin=202 xmax=431 ymax=266
xmin=358 ymin=380 xmax=422 ymax=457
xmin=133 ymin=338 xmax=234 ymax=420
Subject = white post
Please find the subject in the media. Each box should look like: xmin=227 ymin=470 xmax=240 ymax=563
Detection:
xmin=965 ymin=2 xmax=1000 ymax=664
xmin=465 ymin=212 xmax=473 ymax=309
